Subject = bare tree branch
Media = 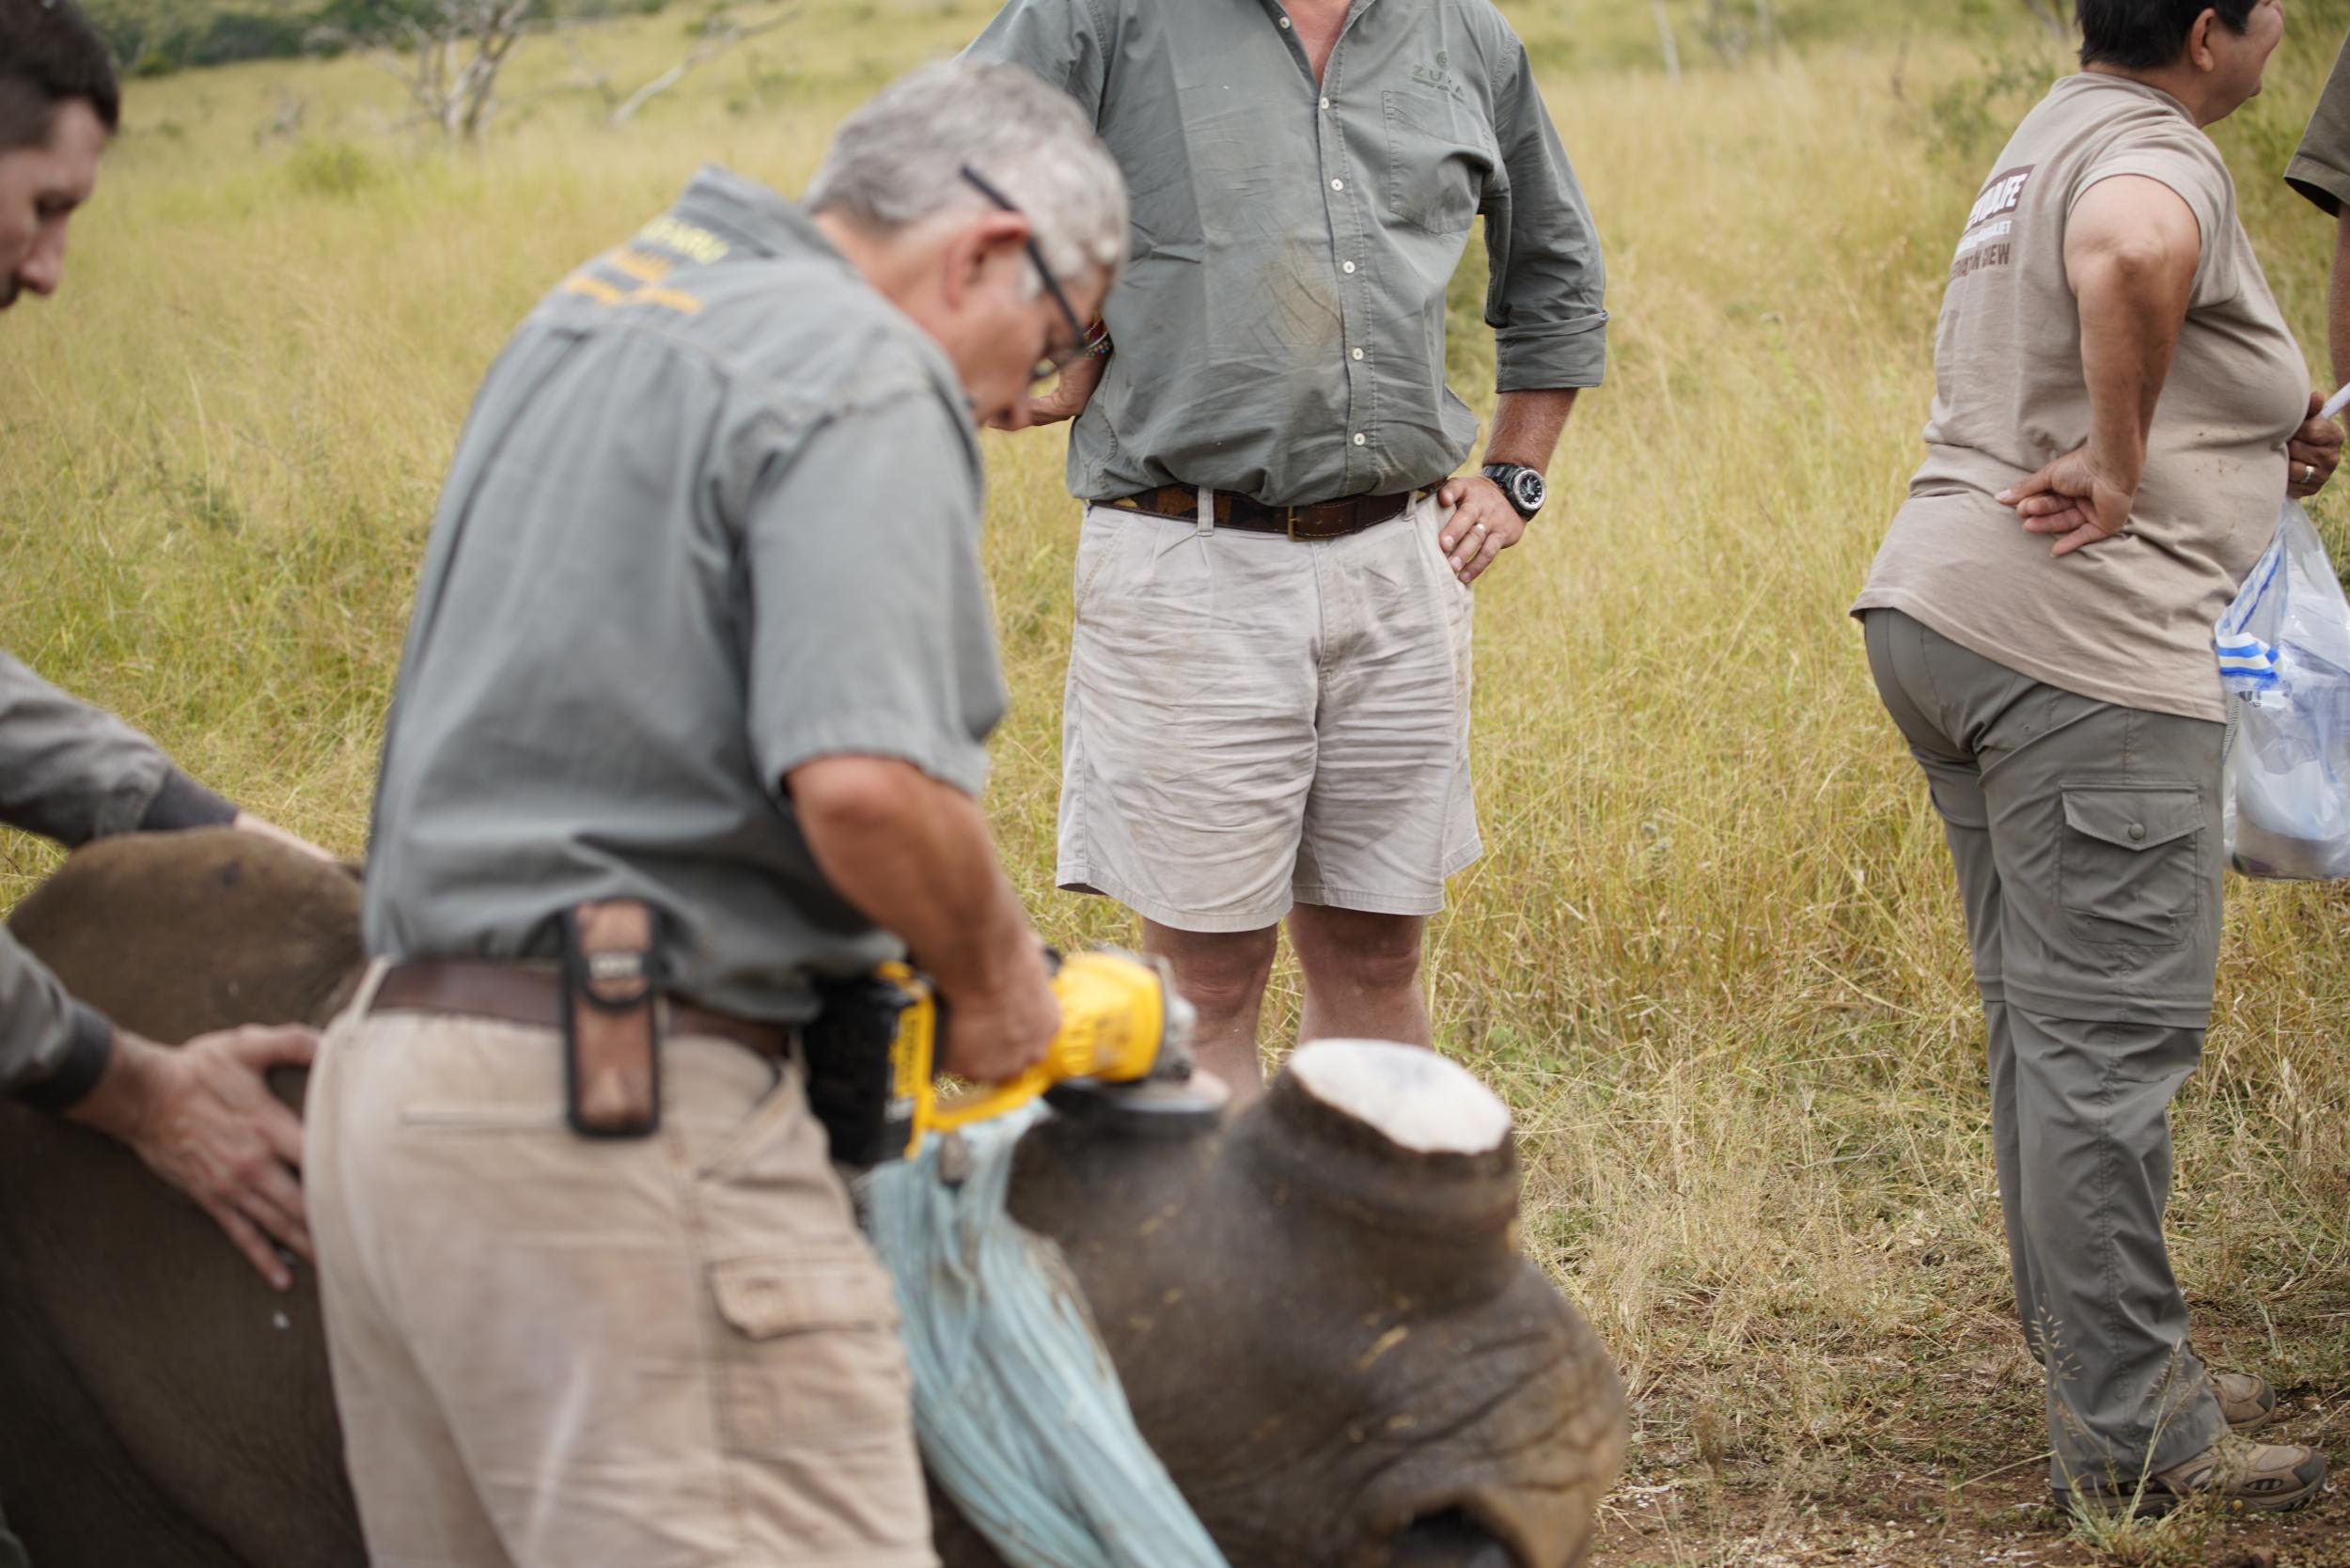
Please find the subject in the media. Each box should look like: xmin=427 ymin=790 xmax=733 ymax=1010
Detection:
xmin=608 ymin=10 xmax=794 ymax=128
xmin=557 ymin=31 xmax=616 ymax=113
xmin=311 ymin=0 xmax=553 ymax=141
xmin=311 ymin=1 xmax=797 ymax=141
xmin=2019 ymin=0 xmax=2068 ymax=38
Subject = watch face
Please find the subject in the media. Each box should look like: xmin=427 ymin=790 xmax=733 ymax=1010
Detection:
xmin=1511 ymin=469 xmax=1545 ymax=513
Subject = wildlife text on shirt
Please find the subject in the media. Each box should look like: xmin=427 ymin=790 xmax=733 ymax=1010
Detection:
xmin=1951 ymin=165 xmax=2032 ymax=281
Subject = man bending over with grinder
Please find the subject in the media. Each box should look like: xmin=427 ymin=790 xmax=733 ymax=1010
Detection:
xmin=308 ymin=64 xmax=1127 ymax=1566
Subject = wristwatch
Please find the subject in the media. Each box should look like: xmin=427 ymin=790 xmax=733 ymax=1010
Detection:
xmin=1480 ymin=463 xmax=1546 ymax=520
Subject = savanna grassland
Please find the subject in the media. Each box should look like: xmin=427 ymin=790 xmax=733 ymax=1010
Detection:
xmin=7 ymin=1 xmax=2350 ymax=1562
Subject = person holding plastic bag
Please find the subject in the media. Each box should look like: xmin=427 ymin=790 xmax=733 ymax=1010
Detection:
xmin=2213 ymin=503 xmax=2350 ymax=876
xmin=1851 ymin=0 xmax=2339 ymax=1519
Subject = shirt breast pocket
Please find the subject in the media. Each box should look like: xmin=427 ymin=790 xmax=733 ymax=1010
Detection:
xmin=1382 ymin=88 xmax=1495 ymax=237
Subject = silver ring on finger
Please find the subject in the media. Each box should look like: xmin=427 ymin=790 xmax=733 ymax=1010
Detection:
xmin=2304 ymin=463 xmax=2319 ymax=486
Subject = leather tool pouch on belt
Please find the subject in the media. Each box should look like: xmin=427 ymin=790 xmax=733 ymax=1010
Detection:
xmin=801 ymin=974 xmax=915 ymax=1168
xmin=559 ymin=899 xmax=663 ymax=1139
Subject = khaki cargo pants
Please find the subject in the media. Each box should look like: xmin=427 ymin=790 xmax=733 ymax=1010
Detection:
xmin=306 ymin=965 xmax=935 ymax=1568
xmin=1865 ymin=610 xmax=2228 ymax=1488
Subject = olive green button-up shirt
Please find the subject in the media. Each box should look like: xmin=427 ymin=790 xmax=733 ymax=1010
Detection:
xmin=2288 ymin=30 xmax=2350 ymax=215
xmin=966 ymin=0 xmax=1607 ymax=507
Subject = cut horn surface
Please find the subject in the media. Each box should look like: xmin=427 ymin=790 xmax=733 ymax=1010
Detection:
xmin=1246 ymin=1042 xmax=1521 ymax=1243
xmin=1288 ymin=1040 xmax=1513 ymax=1156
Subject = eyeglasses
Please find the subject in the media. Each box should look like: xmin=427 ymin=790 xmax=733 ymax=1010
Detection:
xmin=960 ymin=165 xmax=1089 ymax=386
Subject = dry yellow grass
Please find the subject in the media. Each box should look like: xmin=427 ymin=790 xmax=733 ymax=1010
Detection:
xmin=6 ymin=3 xmax=2350 ymax=1560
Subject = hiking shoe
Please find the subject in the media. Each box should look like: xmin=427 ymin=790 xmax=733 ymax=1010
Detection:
xmin=2214 ymin=1370 xmax=2278 ymax=1433
xmin=2056 ymin=1436 xmax=2327 ymax=1518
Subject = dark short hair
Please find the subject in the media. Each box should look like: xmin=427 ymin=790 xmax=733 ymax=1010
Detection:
xmin=0 ymin=0 xmax=120 ymax=154
xmin=2076 ymin=0 xmax=2257 ymax=70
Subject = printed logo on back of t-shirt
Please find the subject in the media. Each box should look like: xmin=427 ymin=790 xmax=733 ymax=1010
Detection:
xmin=1951 ymin=165 xmax=2034 ymax=281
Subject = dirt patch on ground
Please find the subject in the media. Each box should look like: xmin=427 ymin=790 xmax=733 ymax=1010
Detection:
xmin=1597 ymin=1467 xmax=2350 ymax=1567
xmin=1595 ymin=1384 xmax=2350 ymax=1566
xmin=1597 ymin=1469 xmax=2349 ymax=1568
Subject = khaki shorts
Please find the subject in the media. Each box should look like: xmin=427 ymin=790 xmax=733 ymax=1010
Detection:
xmin=1057 ymin=492 xmax=1480 ymax=933
xmin=306 ymin=966 xmax=934 ymax=1568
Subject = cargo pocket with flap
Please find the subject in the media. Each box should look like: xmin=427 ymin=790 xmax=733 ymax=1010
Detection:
xmin=710 ymin=1249 xmax=911 ymax=1454
xmin=2059 ymin=785 xmax=2204 ymax=949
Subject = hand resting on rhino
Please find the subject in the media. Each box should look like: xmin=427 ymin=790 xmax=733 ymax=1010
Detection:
xmin=0 ymin=829 xmax=1627 ymax=1568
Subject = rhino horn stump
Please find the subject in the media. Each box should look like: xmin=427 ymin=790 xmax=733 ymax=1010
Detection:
xmin=1283 ymin=1039 xmax=1517 ymax=1157
xmin=1233 ymin=1043 xmax=1627 ymax=1568
xmin=1248 ymin=1040 xmax=1523 ymax=1265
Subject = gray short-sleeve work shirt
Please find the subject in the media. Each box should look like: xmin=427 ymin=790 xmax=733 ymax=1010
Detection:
xmin=364 ymin=168 xmax=1006 ymax=1023
xmin=965 ymin=0 xmax=1608 ymax=506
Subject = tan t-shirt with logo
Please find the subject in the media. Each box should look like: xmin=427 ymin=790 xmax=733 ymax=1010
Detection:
xmin=1855 ymin=73 xmax=2308 ymax=723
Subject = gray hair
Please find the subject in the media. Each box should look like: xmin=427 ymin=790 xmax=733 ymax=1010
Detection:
xmin=807 ymin=61 xmax=1129 ymax=296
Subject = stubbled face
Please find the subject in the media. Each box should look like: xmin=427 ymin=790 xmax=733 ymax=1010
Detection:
xmin=2207 ymin=0 xmax=2286 ymax=113
xmin=950 ymin=242 xmax=1103 ymax=428
xmin=1006 ymin=1069 xmax=1628 ymax=1568
xmin=0 ymin=97 xmax=105 ymax=310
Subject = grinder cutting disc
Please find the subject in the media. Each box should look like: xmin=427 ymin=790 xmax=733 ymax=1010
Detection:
xmin=1043 ymin=977 xmax=1229 ymax=1134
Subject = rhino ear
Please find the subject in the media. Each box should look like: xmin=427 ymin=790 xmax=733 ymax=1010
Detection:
xmin=1286 ymin=1040 xmax=1512 ymax=1156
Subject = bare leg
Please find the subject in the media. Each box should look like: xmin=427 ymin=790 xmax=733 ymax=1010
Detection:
xmin=1141 ymin=919 xmax=1278 ymax=1105
xmin=1286 ymin=907 xmax=1432 ymax=1048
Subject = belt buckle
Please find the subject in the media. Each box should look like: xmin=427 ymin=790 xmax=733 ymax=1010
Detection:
xmin=1284 ymin=505 xmax=1301 ymax=542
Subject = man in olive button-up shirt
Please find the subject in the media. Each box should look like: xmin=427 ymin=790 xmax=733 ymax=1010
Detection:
xmin=2288 ymin=29 xmax=2350 ymax=385
xmin=968 ymin=0 xmax=1607 ymax=1097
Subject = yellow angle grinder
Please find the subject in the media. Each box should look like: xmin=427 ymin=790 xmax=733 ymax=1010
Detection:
xmin=878 ymin=949 xmax=1208 ymax=1158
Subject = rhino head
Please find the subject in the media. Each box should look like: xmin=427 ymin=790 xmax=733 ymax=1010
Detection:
xmin=996 ymin=1041 xmax=1627 ymax=1568
xmin=0 ymin=831 xmax=1624 ymax=1568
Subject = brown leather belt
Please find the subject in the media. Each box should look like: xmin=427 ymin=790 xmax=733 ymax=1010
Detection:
xmin=1104 ymin=484 xmax=1424 ymax=541
xmin=370 ymin=960 xmax=792 ymax=1061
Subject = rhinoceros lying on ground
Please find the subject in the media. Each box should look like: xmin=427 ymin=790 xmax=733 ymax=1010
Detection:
xmin=0 ymin=829 xmax=1625 ymax=1568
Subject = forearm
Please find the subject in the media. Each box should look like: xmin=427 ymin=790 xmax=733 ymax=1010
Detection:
xmin=1484 ymin=389 xmax=1579 ymax=474
xmin=0 ymin=648 xmax=234 ymax=845
xmin=791 ymin=757 xmax=1035 ymax=1001
xmin=2075 ymin=252 xmax=2187 ymax=485
xmin=2330 ymin=210 xmax=2350 ymax=388
xmin=0 ymin=925 xmax=114 ymax=1111
xmin=54 ymin=1026 xmax=164 ymax=1143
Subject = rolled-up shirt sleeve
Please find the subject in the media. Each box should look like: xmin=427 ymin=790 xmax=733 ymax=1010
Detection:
xmin=2289 ymin=32 xmax=2350 ymax=217
xmin=962 ymin=0 xmax=1110 ymax=114
xmin=1482 ymin=41 xmax=1608 ymax=392
xmin=2079 ymin=131 xmax=2237 ymax=308
xmin=0 ymin=648 xmax=235 ymax=845
xmin=740 ymin=396 xmax=1006 ymax=799
xmin=1 ymin=648 xmax=231 ymax=1109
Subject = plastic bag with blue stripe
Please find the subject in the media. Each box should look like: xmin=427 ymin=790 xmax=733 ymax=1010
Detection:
xmin=2215 ymin=501 xmax=2350 ymax=879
